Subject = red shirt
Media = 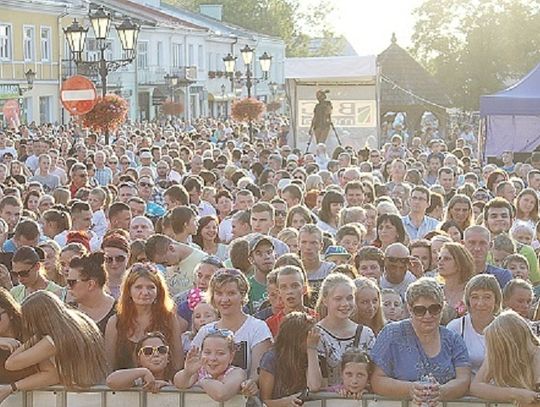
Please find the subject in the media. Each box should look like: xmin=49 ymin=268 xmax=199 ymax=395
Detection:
xmin=266 ymin=307 xmax=318 ymax=338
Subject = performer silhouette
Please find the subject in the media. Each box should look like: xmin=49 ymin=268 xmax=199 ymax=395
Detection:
xmin=309 ymin=90 xmax=333 ymax=144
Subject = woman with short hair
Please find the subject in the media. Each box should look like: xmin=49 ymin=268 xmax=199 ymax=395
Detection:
xmin=371 ymin=277 xmax=471 ymax=403
xmin=447 ymin=274 xmax=502 ymax=374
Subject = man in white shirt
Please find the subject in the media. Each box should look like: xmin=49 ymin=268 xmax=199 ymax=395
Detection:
xmin=380 ymin=243 xmax=418 ymax=300
xmin=183 ymin=175 xmax=216 ymax=217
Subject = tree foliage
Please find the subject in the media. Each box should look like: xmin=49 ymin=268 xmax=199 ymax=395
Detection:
xmin=411 ymin=0 xmax=540 ymax=109
xmin=165 ymin=0 xmax=345 ymax=57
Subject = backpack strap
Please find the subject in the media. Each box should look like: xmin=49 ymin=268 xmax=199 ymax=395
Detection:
xmin=352 ymin=324 xmax=364 ymax=348
xmin=461 ymin=316 xmax=466 ymax=339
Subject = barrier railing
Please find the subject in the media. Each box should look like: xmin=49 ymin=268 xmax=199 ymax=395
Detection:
xmin=2 ymin=387 xmax=514 ymax=407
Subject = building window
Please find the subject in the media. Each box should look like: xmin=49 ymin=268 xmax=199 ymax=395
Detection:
xmin=23 ymin=26 xmax=35 ymax=61
xmin=188 ymin=44 xmax=194 ymax=66
xmin=198 ymin=45 xmax=204 ymax=70
xmin=157 ymin=41 xmax=163 ymax=66
xmin=137 ymin=41 xmax=148 ymax=70
xmin=208 ymin=52 xmax=213 ymax=71
xmin=0 ymin=24 xmax=11 ymax=61
xmin=172 ymin=43 xmax=183 ymax=67
xmin=39 ymin=96 xmax=51 ymax=124
xmin=40 ymin=27 xmax=51 ymax=61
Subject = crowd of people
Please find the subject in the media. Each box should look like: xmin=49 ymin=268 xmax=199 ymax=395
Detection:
xmin=0 ymin=116 xmax=538 ymax=406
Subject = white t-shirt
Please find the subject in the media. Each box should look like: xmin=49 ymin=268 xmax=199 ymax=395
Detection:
xmin=380 ymin=271 xmax=417 ymax=300
xmin=447 ymin=314 xmax=485 ymax=375
xmin=191 ymin=315 xmax=272 ymax=378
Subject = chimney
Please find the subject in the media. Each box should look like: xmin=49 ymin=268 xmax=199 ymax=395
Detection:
xmin=199 ymin=4 xmax=223 ymax=21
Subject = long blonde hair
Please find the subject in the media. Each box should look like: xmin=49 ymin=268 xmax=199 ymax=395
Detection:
xmin=21 ymin=291 xmax=108 ymax=387
xmin=485 ymin=311 xmax=540 ymax=390
xmin=352 ymin=277 xmax=385 ymax=334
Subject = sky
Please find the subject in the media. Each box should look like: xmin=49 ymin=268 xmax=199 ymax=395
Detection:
xmin=305 ymin=0 xmax=425 ymax=55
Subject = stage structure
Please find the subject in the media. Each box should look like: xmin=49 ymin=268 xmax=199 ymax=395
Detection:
xmin=284 ymin=55 xmax=379 ymax=151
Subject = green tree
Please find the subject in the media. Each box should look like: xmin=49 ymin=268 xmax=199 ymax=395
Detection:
xmin=411 ymin=0 xmax=540 ymax=109
xmin=165 ymin=0 xmax=345 ymax=57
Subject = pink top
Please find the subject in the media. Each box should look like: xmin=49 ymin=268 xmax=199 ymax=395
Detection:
xmin=197 ymin=365 xmax=235 ymax=383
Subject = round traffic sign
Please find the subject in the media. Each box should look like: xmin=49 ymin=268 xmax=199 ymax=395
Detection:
xmin=61 ymin=75 xmax=98 ymax=115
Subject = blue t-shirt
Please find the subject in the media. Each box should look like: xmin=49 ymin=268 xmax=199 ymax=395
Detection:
xmin=371 ymin=319 xmax=470 ymax=384
xmin=484 ymin=264 xmax=512 ymax=290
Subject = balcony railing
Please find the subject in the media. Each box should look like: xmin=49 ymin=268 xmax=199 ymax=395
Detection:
xmin=2 ymin=387 xmax=514 ymax=407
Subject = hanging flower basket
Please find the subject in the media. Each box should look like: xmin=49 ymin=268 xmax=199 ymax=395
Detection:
xmin=231 ymin=97 xmax=265 ymax=122
xmin=81 ymin=94 xmax=128 ymax=133
xmin=161 ymin=100 xmax=184 ymax=116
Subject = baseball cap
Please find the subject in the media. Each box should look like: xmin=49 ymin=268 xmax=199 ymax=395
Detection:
xmin=249 ymin=234 xmax=274 ymax=254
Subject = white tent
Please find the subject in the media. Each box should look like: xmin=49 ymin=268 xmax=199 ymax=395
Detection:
xmin=285 ymin=55 xmax=379 ymax=151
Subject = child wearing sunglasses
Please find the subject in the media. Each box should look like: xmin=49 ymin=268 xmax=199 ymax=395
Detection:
xmin=174 ymin=330 xmax=246 ymax=402
xmin=107 ymin=332 xmax=173 ymax=392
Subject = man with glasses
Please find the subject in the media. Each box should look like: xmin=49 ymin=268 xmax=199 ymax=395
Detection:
xmin=380 ymin=243 xmax=418 ymax=300
xmin=270 ymin=198 xmax=287 ymax=237
xmin=137 ymin=175 xmax=166 ymax=218
xmin=402 ymin=186 xmax=439 ymax=240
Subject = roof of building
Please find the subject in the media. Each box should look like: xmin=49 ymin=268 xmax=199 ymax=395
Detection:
xmin=378 ymin=33 xmax=452 ymax=110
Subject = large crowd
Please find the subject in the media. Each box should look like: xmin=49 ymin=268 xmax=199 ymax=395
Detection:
xmin=0 ymin=116 xmax=538 ymax=406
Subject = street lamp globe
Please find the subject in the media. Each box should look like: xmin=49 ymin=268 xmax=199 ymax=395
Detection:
xmin=171 ymin=74 xmax=179 ymax=86
xmin=223 ymin=53 xmax=237 ymax=74
xmin=63 ymin=19 xmax=88 ymax=60
xmin=240 ymin=44 xmax=254 ymax=65
xmin=259 ymin=52 xmax=272 ymax=73
xmin=89 ymin=6 xmax=111 ymax=41
xmin=116 ymin=18 xmax=140 ymax=57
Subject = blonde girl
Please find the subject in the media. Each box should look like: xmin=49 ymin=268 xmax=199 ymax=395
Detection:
xmin=352 ymin=277 xmax=385 ymax=334
xmin=0 ymin=291 xmax=108 ymax=402
xmin=471 ymin=311 xmax=540 ymax=405
xmin=316 ymin=273 xmax=375 ymax=387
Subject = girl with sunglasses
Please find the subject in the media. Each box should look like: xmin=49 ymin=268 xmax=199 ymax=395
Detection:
xmin=107 ymin=332 xmax=173 ymax=392
xmin=371 ymin=277 xmax=471 ymax=405
xmin=10 ymin=246 xmax=64 ymax=303
xmin=102 ymin=232 xmax=130 ymax=300
xmin=190 ymin=268 xmax=272 ymax=397
xmin=175 ymin=329 xmax=246 ymax=401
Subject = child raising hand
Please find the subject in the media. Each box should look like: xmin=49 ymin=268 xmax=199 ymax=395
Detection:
xmin=175 ymin=329 xmax=246 ymax=402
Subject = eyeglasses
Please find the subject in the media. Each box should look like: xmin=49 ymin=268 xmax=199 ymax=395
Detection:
xmin=138 ymin=345 xmax=169 ymax=357
xmin=109 ymin=161 xmax=118 ymax=165
xmin=385 ymin=257 xmax=410 ymax=264
xmin=121 ymin=161 xmax=130 ymax=165
xmin=67 ymin=278 xmax=88 ymax=288
xmin=138 ymin=182 xmax=154 ymax=188
xmin=105 ymin=254 xmax=127 ymax=264
xmin=11 ymin=262 xmax=37 ymax=278
xmin=275 ymin=210 xmax=287 ymax=217
xmin=411 ymin=303 xmax=442 ymax=317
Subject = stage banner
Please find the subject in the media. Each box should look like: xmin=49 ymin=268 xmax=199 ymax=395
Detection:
xmin=298 ymin=99 xmax=377 ymax=128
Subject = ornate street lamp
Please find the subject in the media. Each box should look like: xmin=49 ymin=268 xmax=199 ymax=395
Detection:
xmin=259 ymin=52 xmax=272 ymax=79
xmin=223 ymin=53 xmax=237 ymax=75
xmin=89 ymin=6 xmax=111 ymax=41
xmin=25 ymin=69 xmax=36 ymax=90
xmin=116 ymin=18 xmax=140 ymax=58
xmin=63 ymin=19 xmax=88 ymax=62
xmin=240 ymin=44 xmax=254 ymax=65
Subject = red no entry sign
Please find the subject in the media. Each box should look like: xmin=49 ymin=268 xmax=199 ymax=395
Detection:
xmin=61 ymin=75 xmax=98 ymax=115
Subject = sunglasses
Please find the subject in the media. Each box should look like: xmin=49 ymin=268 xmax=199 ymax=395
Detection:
xmin=138 ymin=345 xmax=169 ymax=357
xmin=139 ymin=182 xmax=154 ymax=188
xmin=105 ymin=254 xmax=127 ymax=264
xmin=11 ymin=262 xmax=36 ymax=278
xmin=385 ymin=256 xmax=410 ymax=264
xmin=275 ymin=210 xmax=287 ymax=217
xmin=67 ymin=278 xmax=88 ymax=288
xmin=207 ymin=327 xmax=234 ymax=338
xmin=411 ymin=303 xmax=442 ymax=317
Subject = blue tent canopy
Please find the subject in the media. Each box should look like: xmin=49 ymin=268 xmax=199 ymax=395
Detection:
xmin=480 ymin=63 xmax=540 ymax=116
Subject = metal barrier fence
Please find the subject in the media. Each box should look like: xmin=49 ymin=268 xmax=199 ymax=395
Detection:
xmin=2 ymin=387 xmax=514 ymax=407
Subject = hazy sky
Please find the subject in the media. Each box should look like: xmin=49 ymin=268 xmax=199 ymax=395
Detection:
xmin=304 ymin=0 xmax=425 ymax=55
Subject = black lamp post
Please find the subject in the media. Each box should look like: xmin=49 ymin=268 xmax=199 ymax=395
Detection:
xmin=164 ymin=73 xmax=179 ymax=102
xmin=24 ymin=69 xmax=35 ymax=91
xmin=63 ymin=6 xmax=140 ymax=144
xmin=223 ymin=45 xmax=272 ymax=142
